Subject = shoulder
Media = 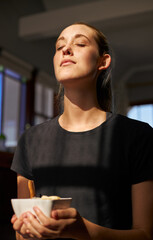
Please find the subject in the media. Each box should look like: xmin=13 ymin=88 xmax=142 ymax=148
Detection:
xmin=111 ymin=113 xmax=152 ymax=132
xmin=107 ymin=113 xmax=153 ymax=145
xmin=20 ymin=116 xmax=59 ymax=142
xmin=27 ymin=116 xmax=58 ymax=134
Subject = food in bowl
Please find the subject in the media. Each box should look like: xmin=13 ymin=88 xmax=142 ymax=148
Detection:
xmin=11 ymin=196 xmax=72 ymax=218
xmin=40 ymin=195 xmax=61 ymax=200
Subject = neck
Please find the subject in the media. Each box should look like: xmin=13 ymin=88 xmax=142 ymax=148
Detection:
xmin=58 ymin=87 xmax=107 ymax=132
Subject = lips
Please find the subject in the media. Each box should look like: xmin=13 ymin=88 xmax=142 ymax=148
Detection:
xmin=60 ymin=59 xmax=76 ymax=66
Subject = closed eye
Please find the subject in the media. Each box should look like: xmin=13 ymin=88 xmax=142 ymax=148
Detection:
xmin=76 ymin=44 xmax=86 ymax=47
xmin=56 ymin=46 xmax=64 ymax=51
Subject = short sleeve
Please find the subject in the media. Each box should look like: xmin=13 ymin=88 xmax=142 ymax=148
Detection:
xmin=130 ymin=123 xmax=153 ymax=184
xmin=11 ymin=131 xmax=33 ymax=180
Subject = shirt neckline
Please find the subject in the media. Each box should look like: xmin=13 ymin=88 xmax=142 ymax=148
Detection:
xmin=56 ymin=112 xmax=114 ymax=135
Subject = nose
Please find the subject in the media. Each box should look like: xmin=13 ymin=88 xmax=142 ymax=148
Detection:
xmin=62 ymin=45 xmax=73 ymax=56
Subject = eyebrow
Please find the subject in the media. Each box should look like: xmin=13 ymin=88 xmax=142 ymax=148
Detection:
xmin=56 ymin=34 xmax=90 ymax=45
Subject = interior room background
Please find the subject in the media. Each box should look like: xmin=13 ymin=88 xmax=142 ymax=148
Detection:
xmin=0 ymin=0 xmax=153 ymax=239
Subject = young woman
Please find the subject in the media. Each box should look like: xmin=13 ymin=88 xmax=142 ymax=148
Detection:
xmin=11 ymin=22 xmax=153 ymax=240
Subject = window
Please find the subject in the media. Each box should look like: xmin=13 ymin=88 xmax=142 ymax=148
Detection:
xmin=0 ymin=50 xmax=55 ymax=149
xmin=128 ymin=104 xmax=153 ymax=127
xmin=0 ymin=66 xmax=27 ymax=148
xmin=34 ymin=82 xmax=54 ymax=125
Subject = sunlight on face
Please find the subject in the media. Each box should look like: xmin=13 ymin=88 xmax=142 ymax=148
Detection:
xmin=53 ymin=24 xmax=101 ymax=87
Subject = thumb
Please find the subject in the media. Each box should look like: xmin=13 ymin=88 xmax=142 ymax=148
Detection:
xmin=51 ymin=210 xmax=58 ymax=220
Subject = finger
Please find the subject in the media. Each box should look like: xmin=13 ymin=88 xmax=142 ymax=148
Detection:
xmin=25 ymin=211 xmax=41 ymax=224
xmin=33 ymin=207 xmax=63 ymax=234
xmin=25 ymin=211 xmax=50 ymax=233
xmin=33 ymin=206 xmax=51 ymax=224
xmin=52 ymin=208 xmax=78 ymax=219
xmin=13 ymin=216 xmax=24 ymax=231
xmin=25 ymin=211 xmax=59 ymax=238
xmin=23 ymin=218 xmax=42 ymax=239
xmin=17 ymin=223 xmax=30 ymax=239
xmin=12 ymin=212 xmax=30 ymax=231
xmin=14 ymin=219 xmax=39 ymax=239
xmin=11 ymin=214 xmax=17 ymax=224
xmin=51 ymin=210 xmax=58 ymax=220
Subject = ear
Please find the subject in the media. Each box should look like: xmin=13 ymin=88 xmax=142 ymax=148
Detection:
xmin=98 ymin=54 xmax=111 ymax=71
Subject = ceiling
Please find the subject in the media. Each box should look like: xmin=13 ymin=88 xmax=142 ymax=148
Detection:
xmin=0 ymin=0 xmax=153 ymax=92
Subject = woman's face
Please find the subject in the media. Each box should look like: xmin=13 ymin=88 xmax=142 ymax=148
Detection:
xmin=53 ymin=24 xmax=101 ymax=87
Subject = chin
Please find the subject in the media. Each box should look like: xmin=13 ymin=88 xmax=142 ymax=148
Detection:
xmin=57 ymin=78 xmax=75 ymax=85
xmin=56 ymin=74 xmax=78 ymax=83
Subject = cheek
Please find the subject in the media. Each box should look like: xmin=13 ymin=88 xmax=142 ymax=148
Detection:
xmin=83 ymin=51 xmax=99 ymax=69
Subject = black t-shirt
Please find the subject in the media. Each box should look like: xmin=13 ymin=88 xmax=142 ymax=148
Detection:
xmin=11 ymin=113 xmax=153 ymax=231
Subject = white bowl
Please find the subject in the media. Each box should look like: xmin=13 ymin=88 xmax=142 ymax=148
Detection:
xmin=11 ymin=198 xmax=72 ymax=218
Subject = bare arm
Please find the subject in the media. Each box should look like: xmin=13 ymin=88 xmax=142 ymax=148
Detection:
xmin=81 ymin=180 xmax=153 ymax=240
xmin=19 ymin=180 xmax=153 ymax=240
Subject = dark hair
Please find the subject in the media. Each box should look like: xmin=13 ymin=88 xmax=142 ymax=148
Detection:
xmin=56 ymin=22 xmax=112 ymax=112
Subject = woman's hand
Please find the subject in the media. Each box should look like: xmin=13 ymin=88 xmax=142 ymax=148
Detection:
xmin=11 ymin=213 xmax=41 ymax=239
xmin=19 ymin=207 xmax=90 ymax=239
xmin=11 ymin=213 xmax=29 ymax=239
